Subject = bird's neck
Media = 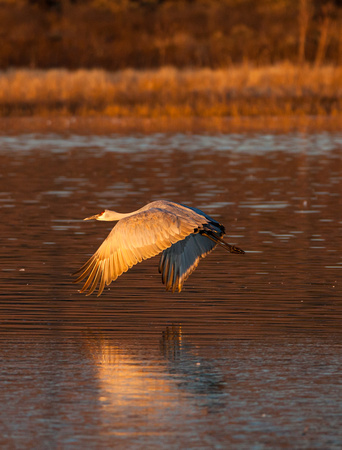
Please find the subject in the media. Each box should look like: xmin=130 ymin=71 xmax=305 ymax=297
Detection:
xmin=99 ymin=210 xmax=137 ymax=221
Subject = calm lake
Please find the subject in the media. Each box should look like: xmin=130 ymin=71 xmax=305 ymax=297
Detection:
xmin=1 ymin=122 xmax=342 ymax=448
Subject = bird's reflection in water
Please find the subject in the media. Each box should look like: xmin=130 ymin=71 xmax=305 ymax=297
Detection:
xmin=85 ymin=325 xmax=226 ymax=429
xmin=160 ymin=326 xmax=226 ymax=411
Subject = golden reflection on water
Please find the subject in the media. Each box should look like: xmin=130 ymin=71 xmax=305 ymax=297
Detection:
xmin=84 ymin=326 xmax=229 ymax=440
xmin=77 ymin=326 xmax=342 ymax=447
xmin=87 ymin=328 xmax=183 ymax=430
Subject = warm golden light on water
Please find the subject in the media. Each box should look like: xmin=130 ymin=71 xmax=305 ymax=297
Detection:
xmin=0 ymin=122 xmax=341 ymax=447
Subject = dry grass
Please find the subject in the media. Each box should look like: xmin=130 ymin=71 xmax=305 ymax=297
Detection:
xmin=1 ymin=64 xmax=342 ymax=118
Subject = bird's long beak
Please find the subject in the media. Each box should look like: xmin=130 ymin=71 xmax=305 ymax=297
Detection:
xmin=84 ymin=214 xmax=100 ymax=221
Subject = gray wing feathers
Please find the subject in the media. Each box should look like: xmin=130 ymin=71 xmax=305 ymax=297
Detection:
xmin=158 ymin=233 xmax=217 ymax=293
xmin=74 ymin=208 xmax=208 ymax=296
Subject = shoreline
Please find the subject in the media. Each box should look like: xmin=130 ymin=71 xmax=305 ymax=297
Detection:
xmin=1 ymin=115 xmax=342 ymax=135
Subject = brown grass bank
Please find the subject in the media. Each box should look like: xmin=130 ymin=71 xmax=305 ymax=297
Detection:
xmin=1 ymin=64 xmax=342 ymax=118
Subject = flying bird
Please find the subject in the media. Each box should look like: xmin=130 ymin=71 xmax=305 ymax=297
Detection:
xmin=74 ymin=200 xmax=244 ymax=296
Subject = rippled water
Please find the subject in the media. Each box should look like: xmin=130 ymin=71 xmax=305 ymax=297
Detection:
xmin=1 ymin=127 xmax=342 ymax=448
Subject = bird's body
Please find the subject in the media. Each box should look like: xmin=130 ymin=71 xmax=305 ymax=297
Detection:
xmin=74 ymin=200 xmax=244 ymax=296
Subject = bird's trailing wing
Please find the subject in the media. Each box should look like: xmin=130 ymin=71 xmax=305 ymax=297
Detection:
xmin=158 ymin=233 xmax=217 ymax=292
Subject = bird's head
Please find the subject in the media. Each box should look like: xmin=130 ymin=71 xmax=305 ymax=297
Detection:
xmin=83 ymin=209 xmax=124 ymax=221
xmin=84 ymin=210 xmax=109 ymax=221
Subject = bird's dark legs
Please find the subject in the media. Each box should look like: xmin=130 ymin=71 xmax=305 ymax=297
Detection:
xmin=200 ymin=230 xmax=245 ymax=254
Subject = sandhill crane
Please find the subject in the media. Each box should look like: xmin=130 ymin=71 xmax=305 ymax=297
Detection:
xmin=74 ymin=200 xmax=244 ymax=296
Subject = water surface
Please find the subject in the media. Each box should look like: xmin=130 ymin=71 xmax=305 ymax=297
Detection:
xmin=0 ymin=129 xmax=341 ymax=448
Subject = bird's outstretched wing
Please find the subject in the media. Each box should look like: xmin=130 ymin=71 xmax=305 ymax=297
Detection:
xmin=158 ymin=233 xmax=217 ymax=293
xmin=73 ymin=208 xmax=208 ymax=296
